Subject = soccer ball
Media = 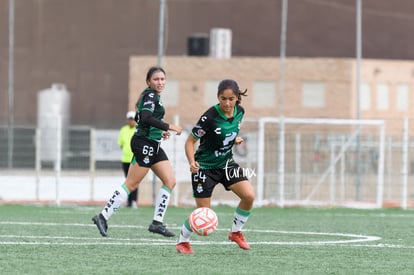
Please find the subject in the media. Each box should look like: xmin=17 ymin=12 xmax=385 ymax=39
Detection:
xmin=188 ymin=207 xmax=218 ymax=236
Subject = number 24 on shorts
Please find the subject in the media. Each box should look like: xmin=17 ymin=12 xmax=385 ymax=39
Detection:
xmin=193 ymin=171 xmax=207 ymax=182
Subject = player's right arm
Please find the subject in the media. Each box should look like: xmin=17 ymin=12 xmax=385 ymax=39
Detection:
xmin=185 ymin=134 xmax=199 ymax=173
xmin=139 ymin=91 xmax=169 ymax=131
xmin=185 ymin=109 xmax=214 ymax=172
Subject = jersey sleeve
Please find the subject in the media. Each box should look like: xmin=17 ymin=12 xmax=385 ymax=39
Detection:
xmin=139 ymin=91 xmax=169 ymax=131
xmin=141 ymin=110 xmax=169 ymax=131
xmin=141 ymin=91 xmax=157 ymax=112
xmin=191 ymin=108 xmax=215 ymax=139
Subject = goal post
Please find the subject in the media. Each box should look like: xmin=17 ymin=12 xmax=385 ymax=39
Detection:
xmin=254 ymin=117 xmax=385 ymax=208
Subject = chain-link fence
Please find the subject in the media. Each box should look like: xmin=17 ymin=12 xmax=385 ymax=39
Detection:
xmin=1 ymin=117 xmax=414 ymax=208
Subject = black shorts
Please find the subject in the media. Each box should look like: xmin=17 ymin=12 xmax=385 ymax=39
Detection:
xmin=130 ymin=136 xmax=168 ymax=168
xmin=191 ymin=163 xmax=248 ymax=198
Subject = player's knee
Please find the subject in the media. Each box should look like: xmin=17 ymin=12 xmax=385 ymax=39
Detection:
xmin=125 ymin=181 xmax=140 ymax=192
xmin=243 ymin=192 xmax=255 ymax=205
xmin=163 ymin=180 xmax=176 ymax=190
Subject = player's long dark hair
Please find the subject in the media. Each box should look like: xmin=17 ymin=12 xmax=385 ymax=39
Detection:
xmin=217 ymin=79 xmax=248 ymax=105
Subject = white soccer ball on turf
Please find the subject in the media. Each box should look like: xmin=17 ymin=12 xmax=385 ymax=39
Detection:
xmin=188 ymin=207 xmax=218 ymax=236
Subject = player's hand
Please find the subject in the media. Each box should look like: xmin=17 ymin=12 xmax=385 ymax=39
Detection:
xmin=235 ymin=136 xmax=244 ymax=145
xmin=189 ymin=161 xmax=200 ymax=173
xmin=170 ymin=125 xmax=183 ymax=135
xmin=161 ymin=131 xmax=171 ymax=139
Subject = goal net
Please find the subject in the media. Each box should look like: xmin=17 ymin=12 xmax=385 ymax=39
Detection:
xmin=232 ymin=117 xmax=386 ymax=208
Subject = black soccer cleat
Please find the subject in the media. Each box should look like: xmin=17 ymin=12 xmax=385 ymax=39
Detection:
xmin=148 ymin=221 xmax=175 ymax=237
xmin=92 ymin=213 xmax=108 ymax=237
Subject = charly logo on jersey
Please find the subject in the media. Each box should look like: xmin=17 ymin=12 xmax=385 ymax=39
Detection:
xmin=214 ymin=128 xmax=221 ymax=134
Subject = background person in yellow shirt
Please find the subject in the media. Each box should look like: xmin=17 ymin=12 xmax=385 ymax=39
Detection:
xmin=118 ymin=111 xmax=138 ymax=207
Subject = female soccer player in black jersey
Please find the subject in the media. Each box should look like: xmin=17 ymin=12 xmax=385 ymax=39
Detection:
xmin=92 ymin=66 xmax=182 ymax=237
xmin=176 ymin=79 xmax=255 ymax=254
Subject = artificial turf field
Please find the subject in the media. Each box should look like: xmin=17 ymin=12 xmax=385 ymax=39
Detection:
xmin=0 ymin=204 xmax=413 ymax=274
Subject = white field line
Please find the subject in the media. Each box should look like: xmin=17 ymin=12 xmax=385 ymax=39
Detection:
xmin=0 ymin=220 xmax=398 ymax=247
xmin=0 ymin=239 xmax=413 ymax=249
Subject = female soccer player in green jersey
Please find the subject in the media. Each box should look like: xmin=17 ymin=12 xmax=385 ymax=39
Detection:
xmin=176 ymin=79 xmax=255 ymax=254
xmin=92 ymin=66 xmax=182 ymax=237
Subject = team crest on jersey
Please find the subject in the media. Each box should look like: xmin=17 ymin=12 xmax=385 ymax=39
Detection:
xmin=196 ymin=184 xmax=203 ymax=193
xmin=195 ymin=129 xmax=206 ymax=138
xmin=143 ymin=156 xmax=150 ymax=165
xmin=193 ymin=125 xmax=205 ymax=137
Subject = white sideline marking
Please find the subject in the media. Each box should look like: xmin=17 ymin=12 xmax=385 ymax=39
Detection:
xmin=0 ymin=220 xmax=390 ymax=247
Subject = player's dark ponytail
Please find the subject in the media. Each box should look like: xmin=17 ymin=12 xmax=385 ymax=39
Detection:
xmin=217 ymin=79 xmax=248 ymax=105
xmin=236 ymin=88 xmax=248 ymax=105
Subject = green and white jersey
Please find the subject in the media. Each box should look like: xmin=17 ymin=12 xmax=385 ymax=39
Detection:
xmin=135 ymin=88 xmax=167 ymax=141
xmin=192 ymin=104 xmax=244 ymax=169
